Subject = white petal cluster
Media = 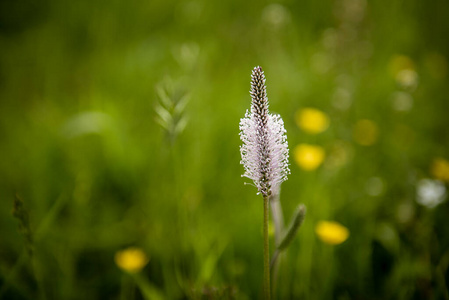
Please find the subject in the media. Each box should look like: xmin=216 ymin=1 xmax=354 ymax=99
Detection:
xmin=239 ymin=67 xmax=290 ymax=196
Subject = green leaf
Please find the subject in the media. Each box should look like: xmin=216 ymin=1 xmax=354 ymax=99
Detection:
xmin=174 ymin=94 xmax=189 ymax=115
xmin=155 ymin=104 xmax=173 ymax=126
xmin=277 ymin=204 xmax=306 ymax=251
xmin=155 ymin=85 xmax=172 ymax=108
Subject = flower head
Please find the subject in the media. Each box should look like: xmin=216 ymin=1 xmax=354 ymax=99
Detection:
xmin=239 ymin=66 xmax=290 ymax=196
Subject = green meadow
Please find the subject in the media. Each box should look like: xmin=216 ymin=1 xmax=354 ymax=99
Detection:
xmin=1 ymin=0 xmax=449 ymax=299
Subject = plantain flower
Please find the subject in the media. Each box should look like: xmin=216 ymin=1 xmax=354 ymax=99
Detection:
xmin=239 ymin=66 xmax=290 ymax=196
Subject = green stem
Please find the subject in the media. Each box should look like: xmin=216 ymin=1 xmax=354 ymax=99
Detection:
xmin=269 ymin=192 xmax=284 ymax=295
xmin=269 ymin=192 xmax=284 ymax=246
xmin=120 ymin=274 xmax=134 ymax=300
xmin=263 ymin=195 xmax=271 ymax=300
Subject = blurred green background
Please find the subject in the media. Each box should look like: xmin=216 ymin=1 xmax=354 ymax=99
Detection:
xmin=1 ymin=0 xmax=449 ymax=299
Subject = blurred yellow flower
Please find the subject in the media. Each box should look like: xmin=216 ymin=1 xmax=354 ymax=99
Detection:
xmin=294 ymin=144 xmax=325 ymax=170
xmin=295 ymin=108 xmax=330 ymax=134
xmin=431 ymin=158 xmax=449 ymax=183
xmin=388 ymin=55 xmax=418 ymax=90
xmin=396 ymin=69 xmax=418 ymax=90
xmin=115 ymin=247 xmax=149 ymax=273
xmin=315 ymin=221 xmax=349 ymax=245
xmin=353 ymin=119 xmax=378 ymax=146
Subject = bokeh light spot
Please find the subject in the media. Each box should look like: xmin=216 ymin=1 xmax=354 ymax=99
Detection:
xmin=389 ymin=55 xmax=415 ymax=77
xmin=353 ymin=119 xmax=378 ymax=146
xmin=365 ymin=177 xmax=385 ymax=196
xmin=396 ymin=69 xmax=418 ymax=91
xmin=391 ymin=91 xmax=413 ymax=112
xmin=262 ymin=3 xmax=290 ymax=29
xmin=325 ymin=141 xmax=352 ymax=169
xmin=416 ymin=179 xmax=446 ymax=209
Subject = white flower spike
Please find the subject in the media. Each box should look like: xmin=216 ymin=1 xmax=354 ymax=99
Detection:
xmin=239 ymin=66 xmax=290 ymax=196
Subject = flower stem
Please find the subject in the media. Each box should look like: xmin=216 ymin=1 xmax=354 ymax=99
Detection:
xmin=263 ymin=194 xmax=271 ymax=300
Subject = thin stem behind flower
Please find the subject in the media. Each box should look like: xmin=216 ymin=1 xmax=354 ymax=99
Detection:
xmin=269 ymin=192 xmax=284 ymax=294
xmin=269 ymin=192 xmax=284 ymax=246
xmin=263 ymin=195 xmax=271 ymax=300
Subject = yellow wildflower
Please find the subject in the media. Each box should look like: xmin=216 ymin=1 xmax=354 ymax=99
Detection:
xmin=114 ymin=247 xmax=149 ymax=273
xmin=315 ymin=221 xmax=349 ymax=245
xmin=431 ymin=158 xmax=449 ymax=183
xmin=295 ymin=108 xmax=330 ymax=134
xmin=353 ymin=119 xmax=378 ymax=146
xmin=294 ymin=144 xmax=325 ymax=171
xmin=388 ymin=55 xmax=418 ymax=90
